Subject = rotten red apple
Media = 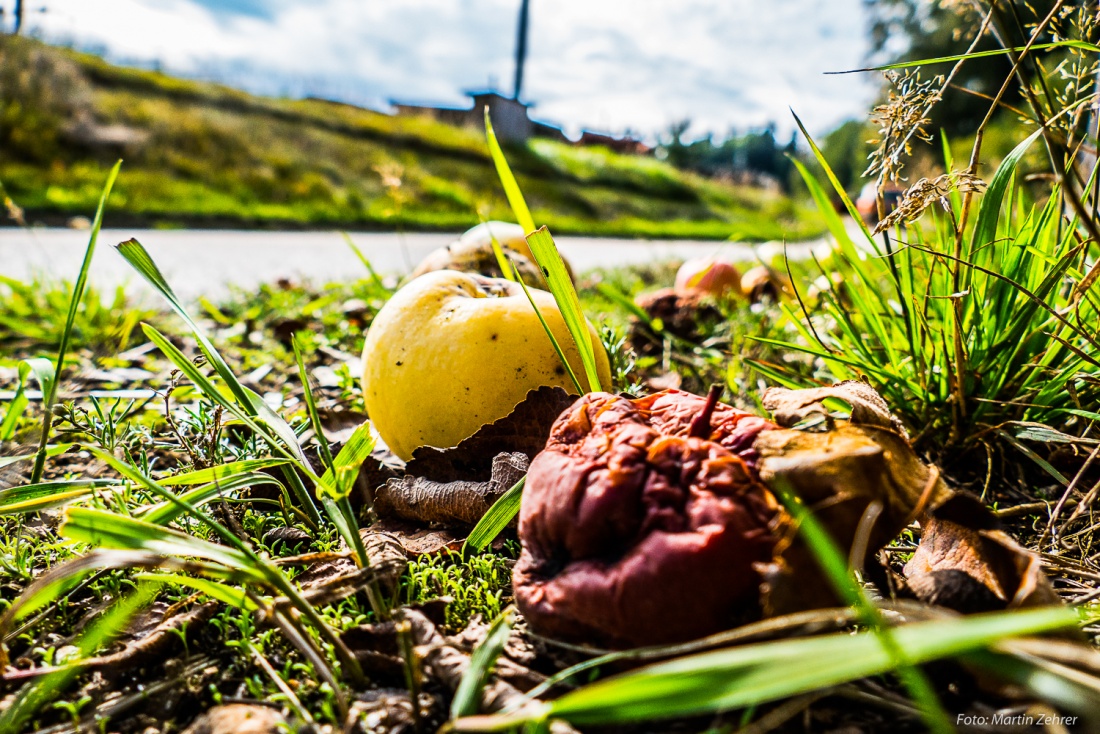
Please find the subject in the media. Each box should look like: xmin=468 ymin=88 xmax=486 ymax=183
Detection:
xmin=512 ymin=388 xmax=781 ymax=648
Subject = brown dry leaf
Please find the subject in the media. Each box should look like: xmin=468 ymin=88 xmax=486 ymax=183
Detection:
xmin=182 ymin=704 xmax=286 ymax=734
xmin=904 ymin=493 xmax=1060 ymax=612
xmin=375 ymin=452 xmax=528 ymax=527
xmin=368 ymin=518 xmax=463 ymax=556
xmin=406 ymin=386 xmax=576 ymax=483
xmin=762 ymin=380 xmax=909 ymax=438
xmin=754 ymin=423 xmax=951 ymax=615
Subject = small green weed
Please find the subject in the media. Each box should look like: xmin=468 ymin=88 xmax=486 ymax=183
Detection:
xmin=402 ymin=549 xmax=514 ymax=632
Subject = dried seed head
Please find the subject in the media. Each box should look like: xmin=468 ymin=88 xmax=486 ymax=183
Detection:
xmin=872 ymin=171 xmax=986 ymax=235
xmin=865 ymin=70 xmax=944 ymax=184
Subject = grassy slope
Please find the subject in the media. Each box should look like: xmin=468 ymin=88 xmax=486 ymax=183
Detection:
xmin=0 ymin=37 xmax=822 ymax=239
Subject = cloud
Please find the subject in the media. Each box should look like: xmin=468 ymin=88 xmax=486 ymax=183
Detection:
xmin=28 ymin=0 xmax=876 ymax=139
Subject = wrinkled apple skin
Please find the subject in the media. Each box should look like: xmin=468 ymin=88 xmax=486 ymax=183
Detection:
xmin=514 ymin=390 xmax=779 ymax=648
xmin=361 ymin=270 xmax=612 ymax=460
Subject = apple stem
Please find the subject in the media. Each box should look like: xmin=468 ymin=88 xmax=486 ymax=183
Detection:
xmin=688 ymin=383 xmax=724 ymax=439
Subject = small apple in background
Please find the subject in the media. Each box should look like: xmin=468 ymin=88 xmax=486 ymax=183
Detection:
xmin=739 ymin=265 xmax=790 ymax=302
xmin=361 ymin=270 xmax=612 ymax=460
xmin=674 ymin=256 xmax=742 ymax=299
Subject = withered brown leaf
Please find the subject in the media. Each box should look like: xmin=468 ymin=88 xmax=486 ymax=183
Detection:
xmin=375 ymin=452 xmax=528 ymax=527
xmin=754 ymin=423 xmax=951 ymax=615
xmin=406 ymin=386 xmax=576 ymax=483
xmin=904 ymin=494 xmax=1060 ymax=612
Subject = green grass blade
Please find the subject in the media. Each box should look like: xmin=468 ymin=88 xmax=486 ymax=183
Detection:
xmin=451 ymin=606 xmax=517 ymax=719
xmin=971 ymin=128 xmax=1044 ymax=262
xmin=61 ymin=506 xmax=262 ymax=573
xmin=791 ymin=113 xmax=877 ymax=251
xmin=483 ymin=114 xmax=601 ymax=392
xmin=837 ymin=40 xmax=1100 ymax=73
xmin=769 ymin=481 xmax=951 ymax=732
xmin=134 ymin=573 xmax=259 ymax=611
xmin=341 ymin=232 xmax=389 ymax=291
xmin=0 ymin=444 xmax=75 ymax=471
xmin=0 ymin=360 xmax=46 ymax=441
xmin=0 ymin=479 xmax=116 ymax=516
xmin=158 ymin=459 xmax=291 ymax=486
xmin=463 ymin=477 xmax=525 ymax=556
xmin=526 ymin=228 xmax=603 ymax=392
xmin=543 ymin=606 xmax=1079 ymax=726
xmin=142 ymin=323 xmax=320 ymax=518
xmin=317 ymin=422 xmax=375 ymax=502
xmin=293 ymin=333 xmax=335 ymax=472
xmin=30 ymin=162 xmax=121 ymax=484
xmin=117 ymin=240 xmax=313 ymax=470
xmin=484 ymin=110 xmax=535 ymax=234
xmin=140 ymin=472 xmax=285 ymax=526
xmin=512 ymin=261 xmax=583 ymax=394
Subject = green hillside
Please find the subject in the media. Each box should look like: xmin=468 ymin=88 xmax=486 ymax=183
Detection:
xmin=0 ymin=36 xmax=822 ymax=239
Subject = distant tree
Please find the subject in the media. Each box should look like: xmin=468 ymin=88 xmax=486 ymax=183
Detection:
xmin=658 ymin=122 xmax=799 ymax=191
xmin=820 ymin=119 xmax=873 ymax=194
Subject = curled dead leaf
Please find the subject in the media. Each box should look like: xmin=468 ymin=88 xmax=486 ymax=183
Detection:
xmin=754 ymin=422 xmax=951 ymax=615
xmin=904 ymin=494 xmax=1060 ymax=613
xmin=375 ymin=452 xmax=529 ymax=527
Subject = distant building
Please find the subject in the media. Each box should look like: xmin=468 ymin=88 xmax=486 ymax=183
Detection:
xmin=391 ymin=90 xmax=648 ymax=154
xmin=389 ymin=0 xmax=647 ymax=153
xmin=391 ymin=90 xmax=552 ymax=143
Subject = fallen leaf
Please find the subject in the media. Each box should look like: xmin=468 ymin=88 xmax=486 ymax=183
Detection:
xmin=368 ymin=518 xmax=464 ymax=555
xmin=903 ymin=493 xmax=1060 ymax=612
xmin=754 ymin=423 xmax=951 ymax=615
xmin=375 ymin=452 xmax=528 ymax=527
xmin=182 ymin=704 xmax=286 ymax=734
xmin=762 ymin=380 xmax=910 ymax=438
xmin=406 ymin=386 xmax=576 ymax=483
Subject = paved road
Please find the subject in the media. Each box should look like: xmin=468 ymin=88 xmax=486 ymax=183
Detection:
xmin=0 ymin=227 xmax=834 ymax=301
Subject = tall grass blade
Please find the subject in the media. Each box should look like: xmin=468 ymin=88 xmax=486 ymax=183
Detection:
xmin=526 ymin=228 xmax=603 ymax=392
xmin=158 ymin=459 xmax=291 ymax=486
xmin=483 ymin=113 xmax=602 ymax=392
xmin=61 ymin=506 xmax=263 ymax=573
xmin=484 ymin=110 xmax=535 ymax=234
xmin=29 ymin=161 xmax=121 ymax=483
xmin=834 ymin=40 xmax=1100 ymax=73
xmin=770 ymin=481 xmax=951 ymax=732
xmin=0 ymin=479 xmax=116 ymax=516
xmin=451 ymin=606 xmax=516 ymax=719
xmin=971 ymin=128 xmax=1044 ymax=260
xmin=540 ymin=607 xmax=1079 ymax=727
xmin=140 ymin=472 xmax=285 ymax=526
xmin=511 ymin=262 xmax=583 ymax=394
xmin=463 ymin=477 xmax=524 ymax=556
xmin=133 ymin=573 xmax=259 ymax=611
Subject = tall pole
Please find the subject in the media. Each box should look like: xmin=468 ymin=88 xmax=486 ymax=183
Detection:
xmin=13 ymin=0 xmax=23 ymax=33
xmin=512 ymin=0 xmax=529 ymax=100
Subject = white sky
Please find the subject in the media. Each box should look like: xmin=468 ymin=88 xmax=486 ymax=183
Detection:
xmin=10 ymin=0 xmax=878 ymax=140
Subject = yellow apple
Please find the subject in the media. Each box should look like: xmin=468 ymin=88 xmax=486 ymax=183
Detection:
xmin=361 ymin=269 xmax=612 ymax=460
xmin=409 ymin=221 xmax=574 ymax=284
